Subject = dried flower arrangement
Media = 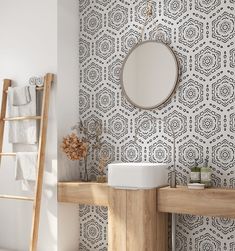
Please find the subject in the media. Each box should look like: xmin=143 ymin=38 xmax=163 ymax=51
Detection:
xmin=61 ymin=133 xmax=88 ymax=160
xmin=61 ymin=120 xmax=104 ymax=182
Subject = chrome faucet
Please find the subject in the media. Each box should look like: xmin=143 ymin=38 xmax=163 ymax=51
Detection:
xmin=134 ymin=117 xmax=176 ymax=188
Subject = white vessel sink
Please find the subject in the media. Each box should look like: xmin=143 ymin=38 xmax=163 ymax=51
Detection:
xmin=108 ymin=162 xmax=168 ymax=189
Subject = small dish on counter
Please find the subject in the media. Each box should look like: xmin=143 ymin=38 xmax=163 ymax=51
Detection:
xmin=188 ymin=183 xmax=205 ymax=190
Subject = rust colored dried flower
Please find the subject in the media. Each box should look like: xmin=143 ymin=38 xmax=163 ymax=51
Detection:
xmin=61 ymin=133 xmax=88 ymax=160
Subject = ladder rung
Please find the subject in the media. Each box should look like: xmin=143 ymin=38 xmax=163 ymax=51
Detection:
xmin=3 ymin=116 xmax=41 ymax=121
xmin=5 ymin=86 xmax=44 ymax=93
xmin=0 ymin=152 xmax=39 ymax=156
xmin=0 ymin=152 xmax=16 ymax=156
xmin=0 ymin=194 xmax=34 ymax=201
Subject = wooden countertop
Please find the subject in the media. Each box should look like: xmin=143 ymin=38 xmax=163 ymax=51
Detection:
xmin=58 ymin=181 xmax=109 ymax=206
xmin=157 ymin=186 xmax=235 ymax=218
xmin=58 ymin=182 xmax=235 ymax=218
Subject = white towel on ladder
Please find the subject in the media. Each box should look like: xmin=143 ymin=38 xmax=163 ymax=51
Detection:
xmin=8 ymin=86 xmax=37 ymax=144
xmin=11 ymin=86 xmax=31 ymax=106
xmin=15 ymin=152 xmax=38 ymax=191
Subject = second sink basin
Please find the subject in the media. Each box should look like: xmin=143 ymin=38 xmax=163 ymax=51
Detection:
xmin=108 ymin=162 xmax=169 ymax=190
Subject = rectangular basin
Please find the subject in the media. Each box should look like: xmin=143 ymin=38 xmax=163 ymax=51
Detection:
xmin=108 ymin=162 xmax=169 ymax=189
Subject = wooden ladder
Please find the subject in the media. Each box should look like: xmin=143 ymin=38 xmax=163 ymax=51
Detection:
xmin=0 ymin=73 xmax=54 ymax=251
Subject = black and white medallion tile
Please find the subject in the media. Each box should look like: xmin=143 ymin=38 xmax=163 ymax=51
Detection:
xmin=78 ymin=0 xmax=235 ymax=250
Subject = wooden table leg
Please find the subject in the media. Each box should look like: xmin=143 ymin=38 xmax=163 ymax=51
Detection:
xmin=126 ymin=189 xmax=157 ymax=251
xmin=108 ymin=188 xmax=168 ymax=251
xmin=156 ymin=212 xmax=168 ymax=251
xmin=108 ymin=188 xmax=127 ymax=251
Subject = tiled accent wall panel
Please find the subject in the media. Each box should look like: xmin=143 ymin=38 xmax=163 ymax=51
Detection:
xmin=79 ymin=0 xmax=235 ymax=250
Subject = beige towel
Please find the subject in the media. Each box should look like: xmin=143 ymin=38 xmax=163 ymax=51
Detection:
xmin=8 ymin=86 xmax=37 ymax=144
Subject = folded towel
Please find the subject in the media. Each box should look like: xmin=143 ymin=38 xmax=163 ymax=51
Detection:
xmin=29 ymin=76 xmax=44 ymax=87
xmin=11 ymin=86 xmax=31 ymax=106
xmin=8 ymin=86 xmax=37 ymax=144
xmin=15 ymin=152 xmax=38 ymax=191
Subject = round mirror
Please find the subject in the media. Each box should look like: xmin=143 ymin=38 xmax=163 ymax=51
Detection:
xmin=121 ymin=41 xmax=179 ymax=109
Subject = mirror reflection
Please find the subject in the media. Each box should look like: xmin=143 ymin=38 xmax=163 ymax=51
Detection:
xmin=121 ymin=41 xmax=179 ymax=109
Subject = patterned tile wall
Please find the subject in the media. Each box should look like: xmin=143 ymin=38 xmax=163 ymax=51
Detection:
xmin=79 ymin=0 xmax=235 ymax=250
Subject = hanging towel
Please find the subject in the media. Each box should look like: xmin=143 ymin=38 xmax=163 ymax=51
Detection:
xmin=15 ymin=152 xmax=38 ymax=181
xmin=12 ymin=86 xmax=31 ymax=106
xmin=8 ymin=86 xmax=37 ymax=144
xmin=15 ymin=152 xmax=38 ymax=191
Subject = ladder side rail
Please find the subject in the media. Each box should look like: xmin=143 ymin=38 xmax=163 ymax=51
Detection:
xmin=0 ymin=79 xmax=11 ymax=165
xmin=30 ymin=73 xmax=53 ymax=251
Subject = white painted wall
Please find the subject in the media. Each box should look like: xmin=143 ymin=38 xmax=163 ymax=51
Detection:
xmin=0 ymin=1 xmax=57 ymax=251
xmin=57 ymin=0 xmax=80 ymax=250
xmin=57 ymin=0 xmax=80 ymax=182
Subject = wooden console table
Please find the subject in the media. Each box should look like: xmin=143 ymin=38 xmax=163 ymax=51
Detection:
xmin=58 ymin=182 xmax=235 ymax=251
